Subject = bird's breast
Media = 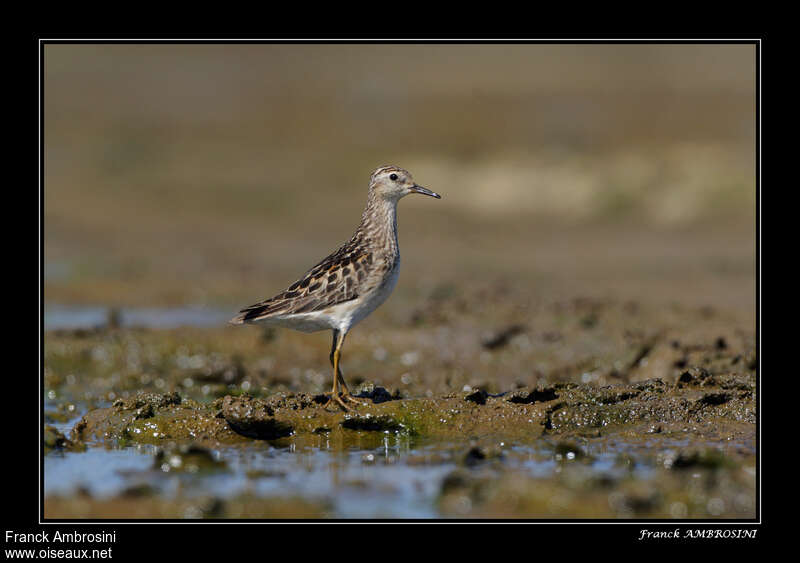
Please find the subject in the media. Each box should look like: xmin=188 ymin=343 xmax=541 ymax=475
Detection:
xmin=342 ymin=254 xmax=400 ymax=328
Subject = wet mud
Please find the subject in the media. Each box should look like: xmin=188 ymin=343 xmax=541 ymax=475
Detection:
xmin=69 ymin=369 xmax=754 ymax=449
xmin=44 ymin=297 xmax=756 ymax=518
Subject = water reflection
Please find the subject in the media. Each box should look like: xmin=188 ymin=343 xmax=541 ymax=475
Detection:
xmin=44 ymin=426 xmax=754 ymax=518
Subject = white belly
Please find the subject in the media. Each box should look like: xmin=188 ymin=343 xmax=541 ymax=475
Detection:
xmin=343 ymin=265 xmax=400 ymax=330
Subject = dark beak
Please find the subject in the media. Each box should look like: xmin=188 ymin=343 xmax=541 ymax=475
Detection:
xmin=410 ymin=184 xmax=441 ymax=199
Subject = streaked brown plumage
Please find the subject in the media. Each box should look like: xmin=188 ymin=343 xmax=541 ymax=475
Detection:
xmin=230 ymin=165 xmax=441 ymax=410
xmin=232 ymin=237 xmax=374 ymax=322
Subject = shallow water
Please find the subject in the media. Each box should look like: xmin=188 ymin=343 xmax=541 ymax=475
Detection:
xmin=44 ymin=413 xmax=750 ymax=519
xmin=44 ymin=305 xmax=232 ymax=330
xmin=45 ymin=425 xmax=450 ymax=518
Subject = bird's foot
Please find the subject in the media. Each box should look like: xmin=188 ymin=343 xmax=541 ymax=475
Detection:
xmin=322 ymin=393 xmax=353 ymax=412
xmin=340 ymin=392 xmax=369 ymax=406
xmin=321 ymin=392 xmax=369 ymax=411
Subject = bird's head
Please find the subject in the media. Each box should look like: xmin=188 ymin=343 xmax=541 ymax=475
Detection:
xmin=369 ymin=165 xmax=441 ymax=202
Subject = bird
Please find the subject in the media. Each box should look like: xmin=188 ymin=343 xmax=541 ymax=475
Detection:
xmin=230 ymin=165 xmax=441 ymax=411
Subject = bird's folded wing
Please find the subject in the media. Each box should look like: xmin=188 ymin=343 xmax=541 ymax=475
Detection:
xmin=230 ymin=243 xmax=374 ymax=324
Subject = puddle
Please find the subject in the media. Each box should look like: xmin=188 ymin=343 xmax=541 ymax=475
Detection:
xmin=45 ymin=432 xmax=452 ymax=518
xmin=43 ymin=422 xmax=753 ymax=519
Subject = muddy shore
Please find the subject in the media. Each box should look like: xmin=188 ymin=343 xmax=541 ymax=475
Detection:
xmin=45 ymin=296 xmax=756 ymax=519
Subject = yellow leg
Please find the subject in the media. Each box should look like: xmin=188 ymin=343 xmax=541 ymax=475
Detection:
xmin=322 ymin=329 xmax=367 ymax=411
xmin=335 ymin=333 xmax=368 ymax=406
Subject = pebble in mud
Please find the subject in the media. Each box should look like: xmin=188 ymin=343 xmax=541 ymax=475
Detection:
xmin=354 ymin=385 xmax=396 ymax=404
xmin=464 ymin=389 xmax=489 ymax=405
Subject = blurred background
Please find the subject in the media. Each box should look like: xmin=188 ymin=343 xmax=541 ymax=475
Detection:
xmin=44 ymin=43 xmax=755 ymax=318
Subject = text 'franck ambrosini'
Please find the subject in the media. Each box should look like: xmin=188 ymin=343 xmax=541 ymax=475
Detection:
xmin=6 ymin=531 xmax=117 ymax=543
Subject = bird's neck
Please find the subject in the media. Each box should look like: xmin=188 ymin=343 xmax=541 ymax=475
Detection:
xmin=359 ymin=192 xmax=399 ymax=254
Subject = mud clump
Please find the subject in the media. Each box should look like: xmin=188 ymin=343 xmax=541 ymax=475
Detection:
xmin=258 ymin=392 xmax=321 ymax=411
xmin=464 ymin=389 xmax=489 ymax=405
xmin=525 ymin=375 xmax=756 ymax=432
xmin=44 ymin=425 xmax=85 ymax=453
xmin=507 ymin=386 xmax=559 ymax=404
xmin=589 ymin=389 xmax=641 ymax=405
xmin=355 ymin=386 xmax=396 ymax=404
xmin=112 ymin=391 xmax=182 ymax=410
xmin=220 ymin=395 xmax=294 ymax=440
xmin=632 ymin=379 xmax=668 ymax=393
xmin=68 ymin=370 xmax=755 ymax=449
xmin=696 ymin=392 xmax=732 ymax=406
xmin=71 ymin=391 xmax=247 ymax=447
xmin=677 ymin=367 xmax=716 ymax=387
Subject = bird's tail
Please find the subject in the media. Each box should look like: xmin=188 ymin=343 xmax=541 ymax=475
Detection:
xmin=228 ymin=312 xmax=248 ymax=325
xmin=229 ymin=302 xmax=276 ymax=325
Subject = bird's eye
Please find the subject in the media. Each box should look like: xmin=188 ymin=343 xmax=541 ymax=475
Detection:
xmin=389 ymin=173 xmax=398 ymax=181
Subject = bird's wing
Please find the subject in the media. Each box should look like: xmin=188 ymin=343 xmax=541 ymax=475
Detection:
xmin=230 ymin=239 xmax=375 ymax=324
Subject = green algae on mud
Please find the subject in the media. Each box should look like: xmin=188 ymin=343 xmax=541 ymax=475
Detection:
xmin=68 ymin=368 xmax=754 ymax=450
xmin=69 ymin=390 xmax=546 ymax=448
xmin=71 ymin=392 xmax=249 ymax=447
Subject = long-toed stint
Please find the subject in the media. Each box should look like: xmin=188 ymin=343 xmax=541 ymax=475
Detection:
xmin=230 ymin=166 xmax=441 ymax=411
